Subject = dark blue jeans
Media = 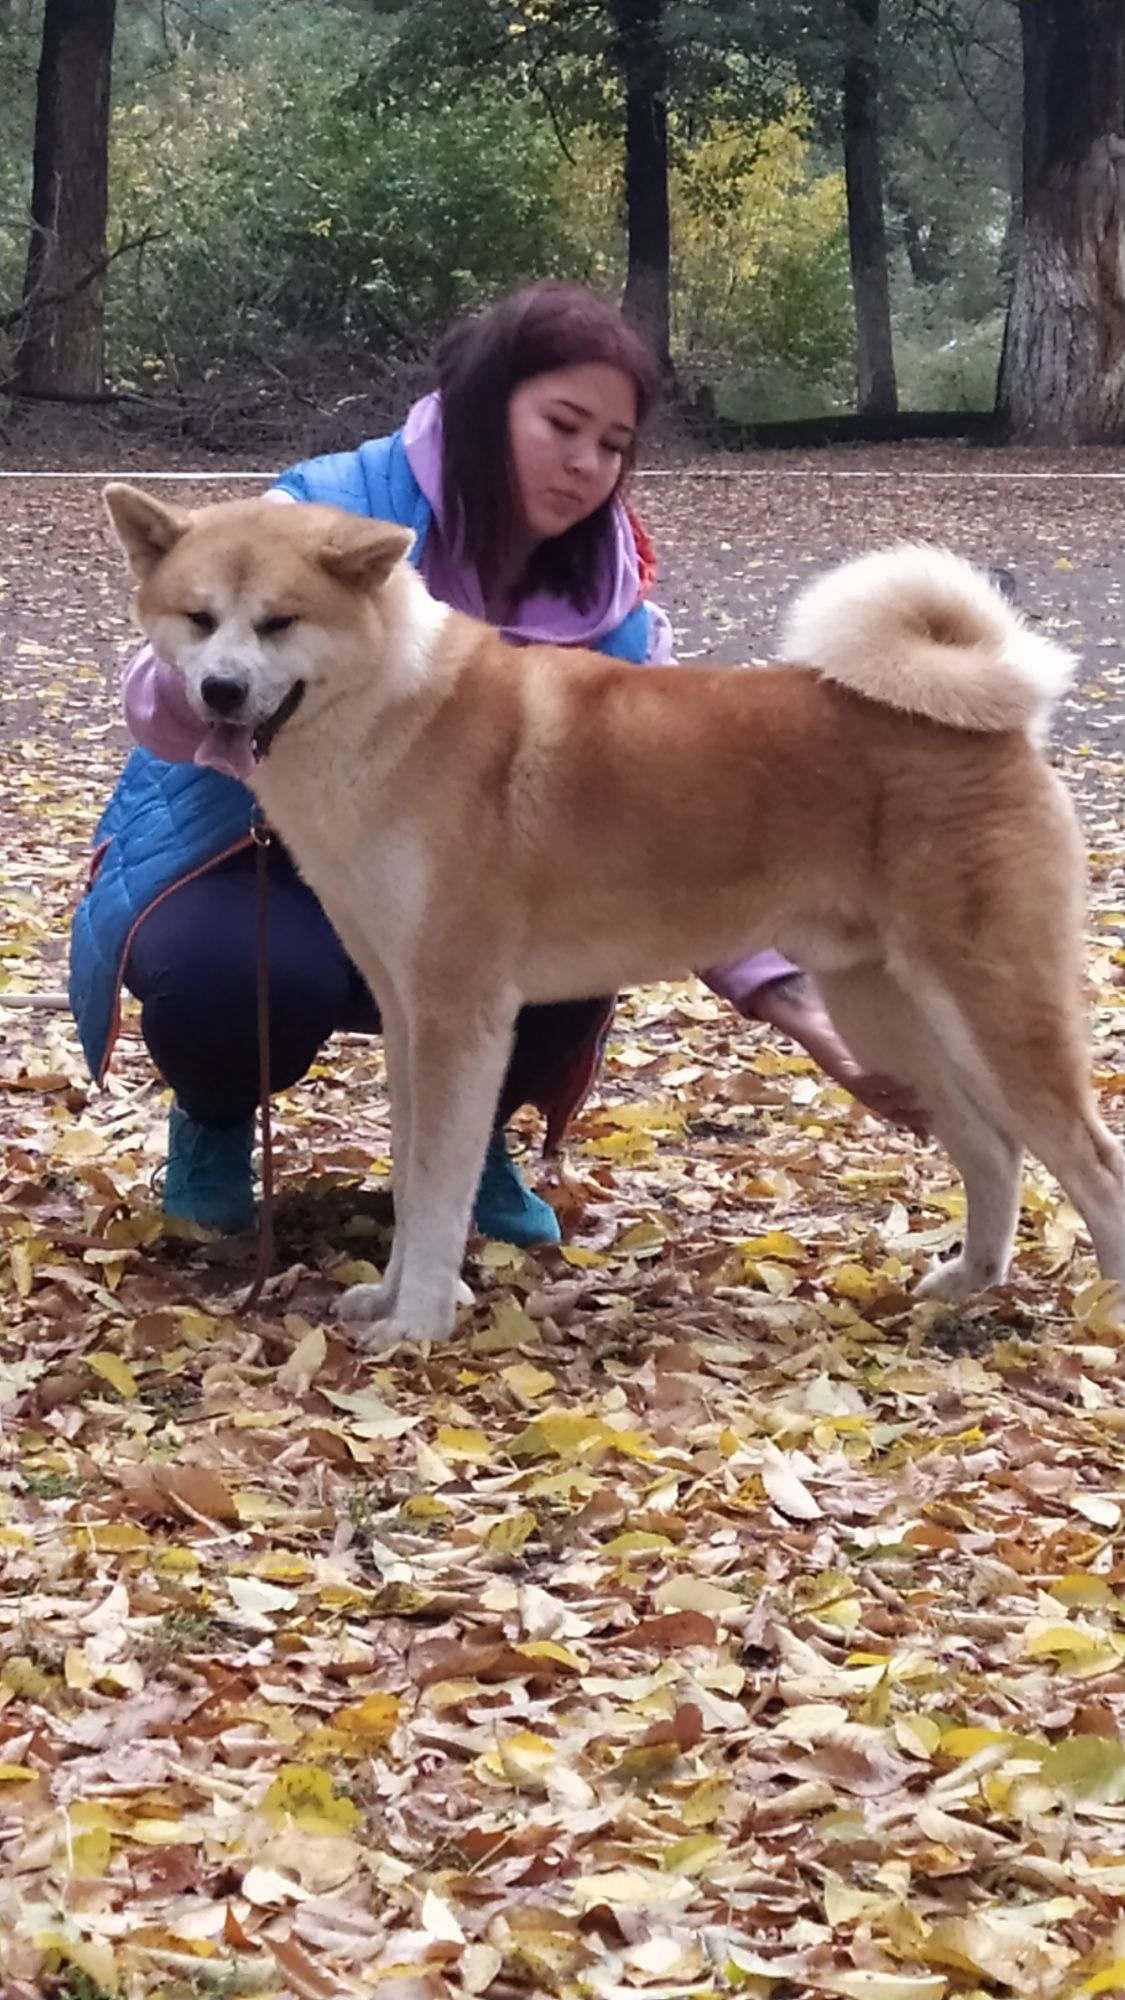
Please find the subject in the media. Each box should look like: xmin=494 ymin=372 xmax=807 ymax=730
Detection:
xmin=125 ymin=845 xmax=609 ymax=1131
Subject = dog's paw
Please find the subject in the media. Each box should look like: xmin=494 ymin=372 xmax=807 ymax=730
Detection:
xmin=339 ymin=1280 xmax=396 ymax=1325
xmin=350 ymin=1313 xmax=455 ymax=1357
xmin=915 ymin=1253 xmax=1000 ymax=1304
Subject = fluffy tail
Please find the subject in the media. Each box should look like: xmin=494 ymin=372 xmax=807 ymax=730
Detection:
xmin=779 ymin=543 xmax=1073 ymax=737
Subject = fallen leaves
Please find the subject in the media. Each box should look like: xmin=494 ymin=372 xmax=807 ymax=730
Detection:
xmin=4 ymin=457 xmax=1125 ymax=1994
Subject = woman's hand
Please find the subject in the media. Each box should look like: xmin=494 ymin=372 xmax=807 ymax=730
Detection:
xmin=748 ymin=974 xmax=929 ymax=1138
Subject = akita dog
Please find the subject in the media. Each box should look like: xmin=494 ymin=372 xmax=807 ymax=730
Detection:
xmin=103 ymin=484 xmax=1125 ymax=1349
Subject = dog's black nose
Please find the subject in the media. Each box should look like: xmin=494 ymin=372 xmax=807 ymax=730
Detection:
xmin=200 ymin=675 xmax=247 ymax=716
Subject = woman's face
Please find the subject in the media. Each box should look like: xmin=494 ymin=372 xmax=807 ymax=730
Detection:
xmin=506 ymin=362 xmax=638 ymax=545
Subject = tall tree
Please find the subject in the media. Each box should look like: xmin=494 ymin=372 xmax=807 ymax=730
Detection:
xmin=15 ymin=0 xmax=117 ymax=395
xmin=999 ymin=0 xmax=1125 ymax=442
xmin=841 ymin=0 xmax=897 ymax=413
xmin=375 ymin=0 xmax=771 ymax=369
xmin=610 ymin=0 xmax=671 ymax=365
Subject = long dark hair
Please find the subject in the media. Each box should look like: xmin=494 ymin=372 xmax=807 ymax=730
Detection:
xmin=435 ymin=282 xmax=662 ymax=612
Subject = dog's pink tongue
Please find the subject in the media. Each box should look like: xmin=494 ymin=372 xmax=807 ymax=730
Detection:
xmin=194 ymin=720 xmax=257 ymax=783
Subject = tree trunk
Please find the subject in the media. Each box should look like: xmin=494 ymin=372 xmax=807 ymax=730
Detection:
xmin=842 ymin=0 xmax=897 ymax=415
xmin=998 ymin=0 xmax=1125 ymax=442
xmin=610 ymin=0 xmax=671 ymax=369
xmin=14 ymin=0 xmax=117 ymax=396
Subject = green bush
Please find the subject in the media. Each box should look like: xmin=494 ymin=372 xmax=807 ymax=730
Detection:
xmin=893 ymin=314 xmax=1004 ymax=412
xmin=106 ymin=14 xmax=572 ymax=383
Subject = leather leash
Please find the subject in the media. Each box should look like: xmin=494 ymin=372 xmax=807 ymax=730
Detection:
xmin=242 ymin=815 xmax=275 ymax=1311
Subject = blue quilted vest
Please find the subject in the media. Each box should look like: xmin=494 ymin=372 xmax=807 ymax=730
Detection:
xmin=69 ymin=431 xmax=655 ymax=1081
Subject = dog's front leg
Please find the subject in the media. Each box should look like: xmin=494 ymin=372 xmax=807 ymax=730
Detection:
xmin=346 ymin=1001 xmax=517 ymax=1354
xmin=339 ymin=986 xmax=413 ymax=1333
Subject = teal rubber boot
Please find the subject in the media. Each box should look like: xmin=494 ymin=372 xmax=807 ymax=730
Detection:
xmin=162 ymin=1104 xmax=256 ymax=1233
xmin=473 ymin=1124 xmax=560 ymax=1247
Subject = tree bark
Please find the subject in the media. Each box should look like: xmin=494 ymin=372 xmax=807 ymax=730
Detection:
xmin=610 ymin=0 xmax=671 ymax=369
xmin=999 ymin=0 xmax=1125 ymax=442
xmin=14 ymin=0 xmax=117 ymax=396
xmin=842 ymin=0 xmax=897 ymax=414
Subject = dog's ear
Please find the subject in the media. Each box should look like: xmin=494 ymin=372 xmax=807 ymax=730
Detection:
xmin=103 ymin=483 xmax=190 ymax=579
xmin=319 ymin=520 xmax=414 ymax=591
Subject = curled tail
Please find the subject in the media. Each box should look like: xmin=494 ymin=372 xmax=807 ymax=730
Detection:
xmin=779 ymin=543 xmax=1073 ymax=738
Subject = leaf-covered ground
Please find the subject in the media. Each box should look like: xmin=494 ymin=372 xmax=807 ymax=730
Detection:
xmin=3 ymin=448 xmax=1125 ymax=2000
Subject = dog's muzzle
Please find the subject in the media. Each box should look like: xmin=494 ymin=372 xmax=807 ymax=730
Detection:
xmin=252 ymin=680 xmax=307 ymax=761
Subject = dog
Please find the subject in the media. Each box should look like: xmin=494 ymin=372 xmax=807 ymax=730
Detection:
xmin=102 ymin=484 xmax=1125 ymax=1350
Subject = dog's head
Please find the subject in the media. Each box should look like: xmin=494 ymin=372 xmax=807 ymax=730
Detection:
xmin=103 ymin=485 xmax=418 ymax=775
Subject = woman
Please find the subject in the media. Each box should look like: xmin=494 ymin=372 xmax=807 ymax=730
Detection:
xmin=70 ymin=282 xmax=917 ymax=1243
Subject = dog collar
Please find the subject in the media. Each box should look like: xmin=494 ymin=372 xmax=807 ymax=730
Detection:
xmin=252 ymin=680 xmax=307 ymax=761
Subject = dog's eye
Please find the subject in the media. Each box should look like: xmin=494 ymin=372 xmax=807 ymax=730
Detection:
xmin=257 ymin=615 xmax=296 ymax=638
xmin=186 ymin=610 xmax=216 ymax=635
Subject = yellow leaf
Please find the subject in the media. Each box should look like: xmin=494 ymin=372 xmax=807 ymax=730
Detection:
xmin=233 ymin=1489 xmax=291 ymax=1524
xmin=1025 ymin=1624 xmax=1124 ymax=1664
xmin=67 ymin=1823 xmax=113 ymax=1877
xmin=9 ymin=1241 xmax=35 ymax=1297
xmin=3 ymin=1656 xmax=54 ymax=1699
xmin=0 ymin=1764 xmax=36 ymax=1783
xmin=263 ymin=1764 xmax=360 ymax=1833
xmin=571 ymin=1868 xmax=693 ymax=1910
xmin=52 ymin=1125 xmax=106 ymax=1163
xmin=334 ymin=1692 xmax=401 ymax=1745
xmin=33 ymin=1932 xmax=119 ymax=1994
xmin=71 ymin=1523 xmax=150 ymax=1553
xmin=332 ymin=1257 xmax=383 ymax=1287
xmin=1040 ymin=1735 xmax=1125 ymax=1802
xmin=1051 ymin=1575 xmax=1115 ymax=1610
xmin=939 ymin=1727 xmax=1017 ymax=1759
xmin=662 ymin=1832 xmax=726 ymax=1876
xmin=560 ymin=1243 xmax=610 ymax=1265
xmin=654 ymin=1575 xmax=743 ymax=1615
xmin=255 ymin=1553 xmax=310 ymax=1583
xmin=615 ymin=1219 xmax=670 ymax=1254
xmin=128 ymin=1817 xmax=205 ymax=1845
xmin=602 ymin=1529 xmax=675 ymax=1556
xmin=739 ymin=1230 xmax=806 ymax=1262
xmin=276 ymin=1324 xmax=327 ymax=1387
xmin=88 ymin=1351 xmax=139 ymax=1398
xmin=401 ymin=1494 xmax=454 ymax=1523
xmin=525 ymin=1468 xmax=599 ymax=1499
xmin=823 ymin=1876 xmax=888 ymax=1924
xmin=895 ymin=1715 xmax=941 ymax=1760
xmin=476 ymin=1729 xmax=559 ymax=1789
xmin=828 ymin=1262 xmax=888 ymax=1303
xmin=680 ymin=1776 xmax=727 ymax=1826
xmin=517 ymin=1640 xmax=583 ymax=1669
xmin=470 ymin=1296 xmax=541 ymax=1351
xmin=435 ymin=1425 xmax=492 ymax=1462
xmin=818 ymin=1595 xmax=862 ymax=1633
xmin=65 ymin=1648 xmax=94 ymax=1691
xmin=501 ymin=1361 xmax=556 ymax=1403
xmin=486 ymin=1511 xmax=537 ymax=1555
xmin=1081 ymin=1963 xmax=1125 ymax=1995
xmin=510 ymin=1409 xmax=614 ymax=1461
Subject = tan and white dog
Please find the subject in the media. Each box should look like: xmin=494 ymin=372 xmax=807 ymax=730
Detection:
xmin=103 ymin=485 xmax=1125 ymax=1349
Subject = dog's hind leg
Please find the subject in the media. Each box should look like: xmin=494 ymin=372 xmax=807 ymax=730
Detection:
xmin=917 ymin=952 xmax=1125 ymax=1294
xmin=1022 ymin=1109 xmax=1125 ymax=1287
xmin=825 ymin=944 xmax=1125 ymax=1300
xmin=348 ymin=996 xmax=519 ymax=1352
xmin=817 ymin=963 xmax=1025 ymax=1299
